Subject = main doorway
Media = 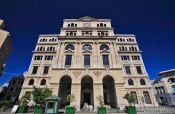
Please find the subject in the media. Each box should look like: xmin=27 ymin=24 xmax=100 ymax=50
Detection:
xmin=58 ymin=75 xmax=72 ymax=108
xmin=81 ymin=76 xmax=94 ymax=108
xmin=103 ymin=76 xmax=117 ymax=108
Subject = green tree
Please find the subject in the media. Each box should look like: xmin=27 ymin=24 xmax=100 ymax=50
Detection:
xmin=123 ymin=93 xmax=135 ymax=106
xmin=97 ymin=95 xmax=104 ymax=107
xmin=20 ymin=92 xmax=32 ymax=106
xmin=66 ymin=93 xmax=76 ymax=105
xmin=32 ymin=86 xmax=52 ymax=108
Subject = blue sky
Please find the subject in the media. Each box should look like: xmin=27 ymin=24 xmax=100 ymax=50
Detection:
xmin=0 ymin=0 xmax=175 ymax=85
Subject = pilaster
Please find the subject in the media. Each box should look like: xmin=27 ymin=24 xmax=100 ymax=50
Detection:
xmin=71 ymin=83 xmax=81 ymax=110
xmin=93 ymin=83 xmax=104 ymax=110
xmin=115 ymin=84 xmax=128 ymax=109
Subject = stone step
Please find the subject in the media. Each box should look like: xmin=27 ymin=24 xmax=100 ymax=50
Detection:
xmin=75 ymin=112 xmax=127 ymax=114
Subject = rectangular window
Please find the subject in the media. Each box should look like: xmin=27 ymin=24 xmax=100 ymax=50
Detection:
xmin=32 ymin=66 xmax=38 ymax=74
xmin=103 ymin=55 xmax=109 ymax=66
xmin=121 ymin=56 xmax=130 ymax=60
xmin=65 ymin=55 xmax=72 ymax=66
xmin=143 ymin=91 xmax=152 ymax=104
xmin=130 ymin=92 xmax=138 ymax=104
xmin=84 ymin=55 xmax=90 ymax=66
xmin=132 ymin=56 xmax=140 ymax=60
xmin=125 ymin=66 xmax=131 ymax=74
xmin=45 ymin=56 xmax=53 ymax=60
xmin=43 ymin=66 xmax=49 ymax=74
xmin=34 ymin=56 xmax=42 ymax=60
xmin=136 ymin=66 xmax=143 ymax=74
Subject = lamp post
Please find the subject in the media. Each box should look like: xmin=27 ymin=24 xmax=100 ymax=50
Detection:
xmin=0 ymin=64 xmax=6 ymax=76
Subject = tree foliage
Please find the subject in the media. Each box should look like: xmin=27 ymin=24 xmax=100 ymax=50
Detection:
xmin=97 ymin=95 xmax=104 ymax=107
xmin=123 ymin=93 xmax=135 ymax=105
xmin=21 ymin=92 xmax=32 ymax=106
xmin=32 ymin=87 xmax=52 ymax=107
xmin=66 ymin=93 xmax=76 ymax=104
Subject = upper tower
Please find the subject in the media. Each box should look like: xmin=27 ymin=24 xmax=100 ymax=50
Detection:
xmin=60 ymin=16 xmax=114 ymax=36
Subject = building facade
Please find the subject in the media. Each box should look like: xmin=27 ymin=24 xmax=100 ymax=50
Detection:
xmin=0 ymin=19 xmax=12 ymax=75
xmin=19 ymin=16 xmax=158 ymax=110
xmin=0 ymin=76 xmax=24 ymax=102
xmin=152 ymin=69 xmax=175 ymax=105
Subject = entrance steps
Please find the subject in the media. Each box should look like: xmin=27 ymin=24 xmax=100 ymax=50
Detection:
xmin=59 ymin=108 xmax=127 ymax=114
xmin=75 ymin=112 xmax=127 ymax=114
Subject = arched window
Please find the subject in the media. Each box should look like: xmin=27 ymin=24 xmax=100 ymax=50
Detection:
xmin=128 ymin=79 xmax=134 ymax=85
xmin=37 ymin=47 xmax=40 ymax=51
xmin=65 ymin=44 xmax=75 ymax=50
xmin=120 ymin=38 xmax=123 ymax=42
xmin=82 ymin=44 xmax=92 ymax=50
xmin=40 ymin=39 xmax=43 ymax=42
xmin=43 ymin=38 xmax=46 ymax=42
xmin=168 ymin=78 xmax=175 ymax=83
xmin=43 ymin=47 xmax=45 ymax=51
xmin=135 ymin=47 xmax=137 ymax=51
xmin=100 ymin=44 xmax=109 ymax=50
xmin=122 ymin=46 xmax=125 ymax=51
xmin=40 ymin=47 xmax=43 ymax=51
xmin=125 ymin=47 xmax=127 ymax=51
xmin=131 ymin=47 xmax=135 ymax=51
xmin=53 ymin=47 xmax=55 ymax=51
xmin=52 ymin=38 xmax=54 ymax=42
xmin=140 ymin=79 xmax=146 ymax=85
xmin=40 ymin=79 xmax=46 ymax=85
xmin=119 ymin=47 xmax=122 ymax=51
xmin=50 ymin=46 xmax=53 ymax=51
xmin=28 ymin=79 xmax=34 ymax=85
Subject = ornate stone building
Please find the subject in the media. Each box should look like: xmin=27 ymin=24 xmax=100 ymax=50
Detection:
xmin=0 ymin=19 xmax=12 ymax=75
xmin=19 ymin=16 xmax=158 ymax=110
xmin=152 ymin=69 xmax=175 ymax=105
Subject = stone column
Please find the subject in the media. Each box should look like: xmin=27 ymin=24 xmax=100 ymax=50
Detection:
xmin=113 ymin=42 xmax=121 ymax=68
xmin=71 ymin=83 xmax=81 ymax=110
xmin=93 ymin=83 xmax=104 ymax=110
xmin=74 ymin=42 xmax=78 ymax=67
xmin=57 ymin=42 xmax=64 ymax=68
xmin=97 ymin=43 xmax=102 ymax=68
xmin=115 ymin=84 xmax=128 ymax=110
xmin=50 ymin=84 xmax=59 ymax=96
xmin=110 ymin=42 xmax=117 ymax=68
xmin=77 ymin=42 xmax=82 ymax=68
xmin=92 ymin=42 xmax=96 ymax=68
xmin=149 ymin=88 xmax=159 ymax=107
xmin=54 ymin=42 xmax=61 ymax=68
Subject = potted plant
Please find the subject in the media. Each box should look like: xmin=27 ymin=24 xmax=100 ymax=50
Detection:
xmin=123 ymin=93 xmax=137 ymax=114
xmin=65 ymin=93 xmax=76 ymax=114
xmin=32 ymin=87 xmax=52 ymax=114
xmin=97 ymin=95 xmax=106 ymax=114
xmin=16 ymin=92 xmax=31 ymax=113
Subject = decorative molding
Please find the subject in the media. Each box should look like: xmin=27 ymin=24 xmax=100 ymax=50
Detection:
xmin=82 ymin=50 xmax=92 ymax=53
xmin=100 ymin=49 xmax=110 ymax=53
xmin=93 ymin=71 xmax=102 ymax=79
xmin=73 ymin=71 xmax=82 ymax=78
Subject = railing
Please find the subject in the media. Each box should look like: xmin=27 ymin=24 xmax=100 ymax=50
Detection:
xmin=137 ymin=106 xmax=175 ymax=113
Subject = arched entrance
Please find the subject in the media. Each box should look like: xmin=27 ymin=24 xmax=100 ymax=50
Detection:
xmin=103 ymin=76 xmax=117 ymax=108
xmin=58 ymin=75 xmax=72 ymax=108
xmin=81 ymin=76 xmax=94 ymax=108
